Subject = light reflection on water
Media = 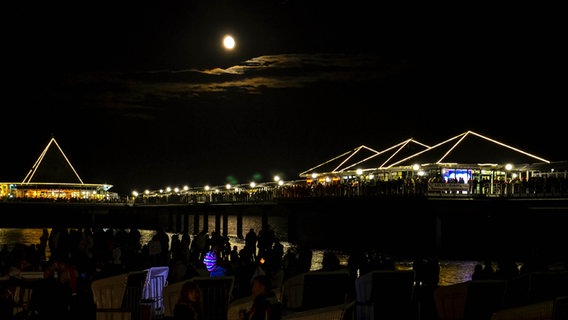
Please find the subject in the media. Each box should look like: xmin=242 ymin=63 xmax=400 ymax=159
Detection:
xmin=0 ymin=214 xmax=477 ymax=286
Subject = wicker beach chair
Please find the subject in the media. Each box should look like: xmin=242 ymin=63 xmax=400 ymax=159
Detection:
xmin=463 ymin=279 xmax=508 ymax=320
xmin=355 ymin=269 xmax=416 ymax=320
xmin=490 ymin=298 xmax=555 ymax=320
xmin=281 ymin=269 xmax=351 ymax=312
xmin=91 ymin=266 xmax=169 ymax=320
xmin=192 ymin=276 xmax=235 ymax=320
xmin=433 ymin=280 xmax=468 ymax=320
xmin=282 ymin=301 xmax=355 ymax=320
xmin=91 ymin=273 xmax=130 ymax=320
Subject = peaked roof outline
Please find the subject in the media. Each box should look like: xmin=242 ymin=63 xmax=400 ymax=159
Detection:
xmin=299 ymin=145 xmax=380 ymax=177
xmin=300 ymin=130 xmax=552 ymax=177
xmin=385 ymin=130 xmax=550 ymax=168
xmin=22 ymin=137 xmax=85 ymax=184
xmin=299 ymin=138 xmax=430 ymax=176
xmin=375 ymin=138 xmax=431 ymax=168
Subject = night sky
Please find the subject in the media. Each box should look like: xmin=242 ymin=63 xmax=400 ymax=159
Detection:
xmin=2 ymin=2 xmax=566 ymax=195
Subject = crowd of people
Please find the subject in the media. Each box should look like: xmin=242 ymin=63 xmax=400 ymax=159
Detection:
xmin=0 ymin=223 xmax=327 ymax=320
xmin=1 ymin=222 xmax=563 ymax=320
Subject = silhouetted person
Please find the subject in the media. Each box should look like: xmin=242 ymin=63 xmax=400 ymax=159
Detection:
xmin=471 ymin=263 xmax=485 ymax=280
xmin=282 ymin=247 xmax=300 ymax=280
xmin=38 ymin=228 xmax=49 ymax=261
xmin=270 ymin=238 xmax=284 ymax=270
xmin=494 ymin=257 xmax=519 ymax=280
xmin=245 ymin=228 xmax=258 ymax=261
xmin=481 ymin=259 xmax=496 ymax=279
xmin=320 ymin=251 xmax=342 ymax=271
xmin=204 ymin=246 xmax=228 ymax=277
xmin=257 ymin=226 xmax=275 ymax=259
xmin=230 ymin=245 xmax=241 ymax=268
xmin=296 ymin=244 xmax=313 ymax=274
xmin=413 ymin=255 xmax=440 ymax=320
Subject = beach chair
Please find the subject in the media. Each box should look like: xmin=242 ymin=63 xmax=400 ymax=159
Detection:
xmin=490 ymin=295 xmax=568 ymax=320
xmin=502 ymin=272 xmax=531 ymax=307
xmin=434 ymin=281 xmax=468 ymax=320
xmin=141 ymin=266 xmax=169 ymax=317
xmin=526 ymin=271 xmax=568 ymax=304
xmin=301 ymin=270 xmax=351 ymax=311
xmin=552 ymin=295 xmax=568 ymax=320
xmin=490 ymin=298 xmax=555 ymax=320
xmin=9 ymin=272 xmax=43 ymax=316
xmin=282 ymin=301 xmax=355 ymax=320
xmin=91 ymin=273 xmax=130 ymax=320
xmin=91 ymin=266 xmax=169 ymax=320
xmin=355 ymin=269 xmax=416 ymax=320
xmin=161 ymin=279 xmax=185 ymax=319
xmin=162 ymin=277 xmax=217 ymax=319
xmin=227 ymin=292 xmax=256 ymax=320
xmin=227 ymin=287 xmax=282 ymax=320
xmin=11 ymin=282 xmax=34 ymax=316
xmin=463 ymin=279 xmax=508 ymax=320
xmin=192 ymin=276 xmax=235 ymax=320
xmin=281 ymin=269 xmax=351 ymax=312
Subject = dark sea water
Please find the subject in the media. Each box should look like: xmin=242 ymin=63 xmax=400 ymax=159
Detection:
xmin=0 ymin=215 xmax=482 ymax=286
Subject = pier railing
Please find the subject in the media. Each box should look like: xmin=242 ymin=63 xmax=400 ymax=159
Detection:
xmin=2 ymin=176 xmax=568 ymax=205
xmin=129 ymin=175 xmax=567 ymax=204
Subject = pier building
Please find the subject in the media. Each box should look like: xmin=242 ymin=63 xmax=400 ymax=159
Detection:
xmin=0 ymin=136 xmax=117 ymax=201
xmin=1 ymin=130 xmax=566 ymax=203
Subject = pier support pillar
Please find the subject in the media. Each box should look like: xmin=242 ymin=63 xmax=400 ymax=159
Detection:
xmin=183 ymin=212 xmax=189 ymax=233
xmin=434 ymin=215 xmax=442 ymax=258
xmin=203 ymin=211 xmax=209 ymax=233
xmin=215 ymin=211 xmax=221 ymax=234
xmin=175 ymin=210 xmax=183 ymax=233
xmin=168 ymin=208 xmax=175 ymax=232
xmin=222 ymin=210 xmax=228 ymax=237
xmin=193 ymin=212 xmax=200 ymax=235
xmin=236 ymin=209 xmax=244 ymax=239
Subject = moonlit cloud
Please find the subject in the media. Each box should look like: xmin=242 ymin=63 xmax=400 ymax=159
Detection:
xmin=55 ymin=53 xmax=411 ymax=119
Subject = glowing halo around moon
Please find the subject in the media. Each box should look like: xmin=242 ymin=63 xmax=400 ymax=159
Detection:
xmin=223 ymin=35 xmax=236 ymax=50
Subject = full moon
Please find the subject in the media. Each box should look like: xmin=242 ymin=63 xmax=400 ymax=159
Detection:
xmin=223 ymin=35 xmax=235 ymax=50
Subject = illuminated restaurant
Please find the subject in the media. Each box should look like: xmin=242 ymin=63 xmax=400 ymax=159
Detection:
xmin=0 ymin=137 xmax=116 ymax=201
